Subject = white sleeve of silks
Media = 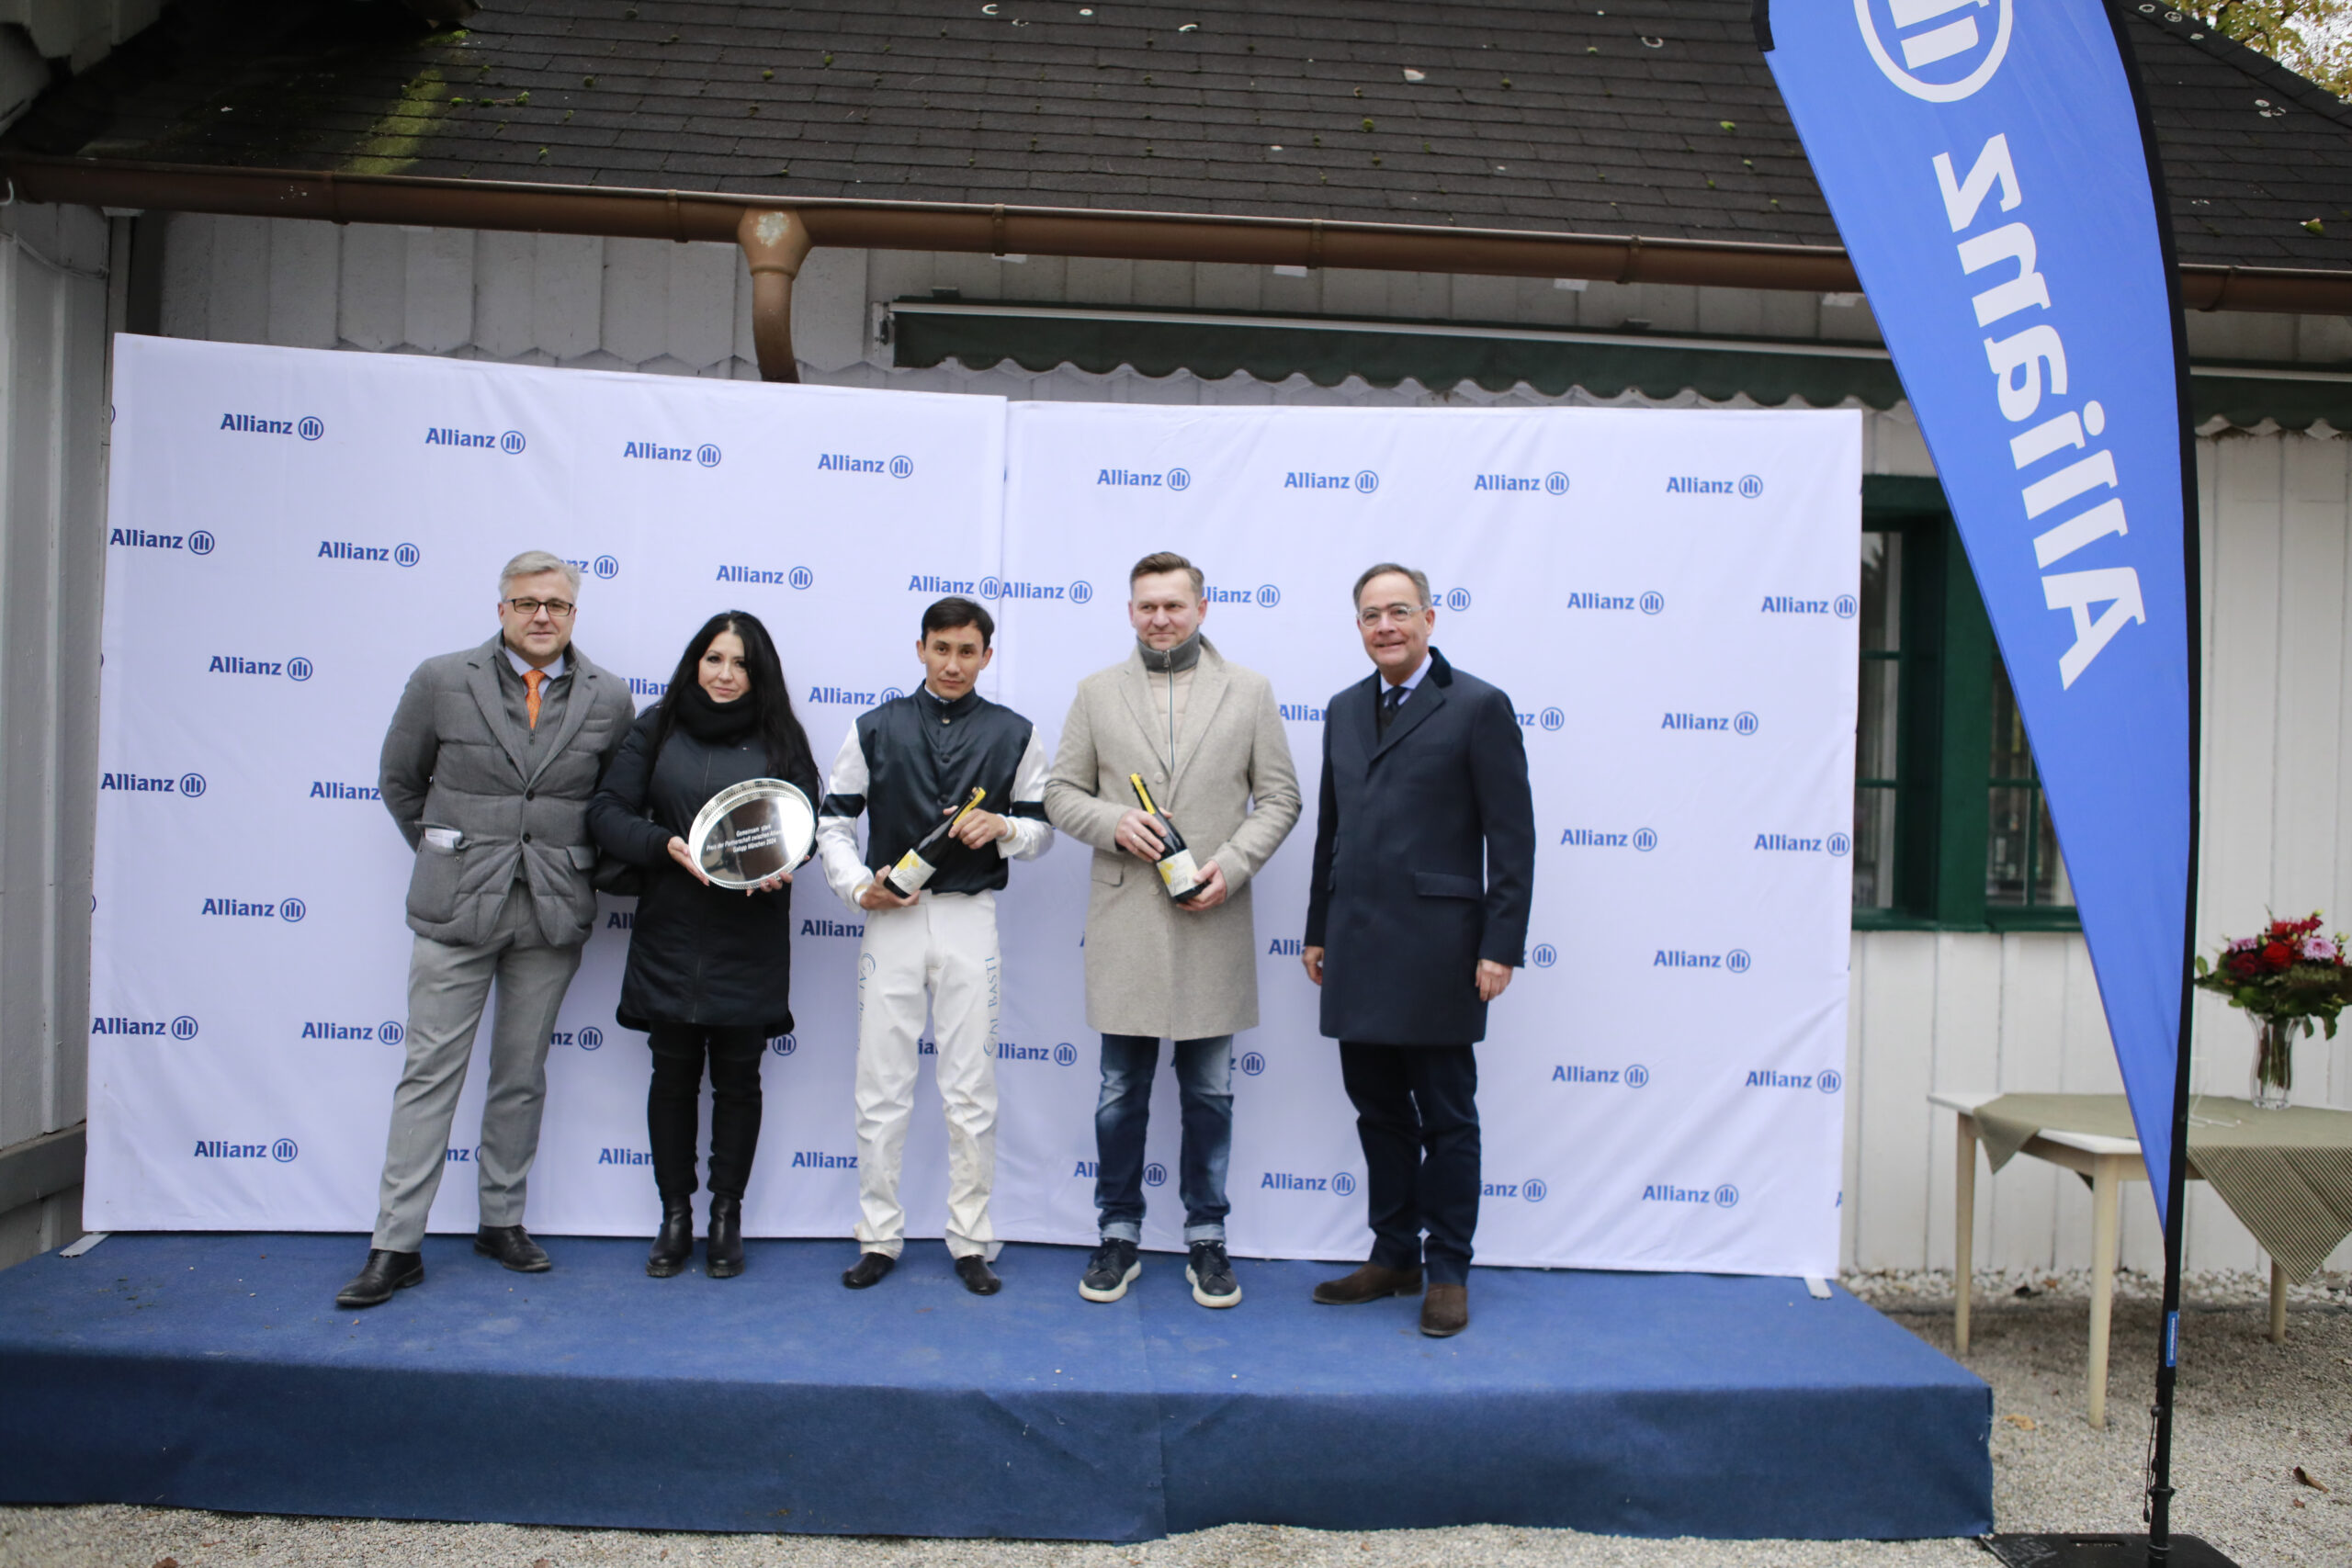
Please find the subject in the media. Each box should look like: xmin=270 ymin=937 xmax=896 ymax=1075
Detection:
xmin=816 ymin=726 xmax=876 ymax=910
xmin=997 ymin=728 xmax=1057 ymax=862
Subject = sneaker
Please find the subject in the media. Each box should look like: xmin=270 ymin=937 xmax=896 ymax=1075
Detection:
xmin=1079 ymin=1237 xmax=1141 ymax=1303
xmin=1186 ymin=1239 xmax=1241 ymax=1308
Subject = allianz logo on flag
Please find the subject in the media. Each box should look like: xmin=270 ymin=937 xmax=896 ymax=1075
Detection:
xmin=717 ymin=563 xmax=812 ymax=588
xmin=1204 ymin=583 xmax=1281 ymax=607
xmin=625 ymin=439 xmax=721 ymax=467
xmin=200 ymin=895 xmax=306 ymax=921
xmin=1000 ymin=1041 xmax=1080 ymax=1066
xmin=300 ymin=1019 xmax=403 ymax=1043
xmin=1472 ymin=470 xmax=1570 ymax=495
xmin=1747 ymin=1067 xmax=1844 ymax=1094
xmin=1664 ymin=474 xmax=1763 ymax=498
xmin=1099 ymin=465 xmax=1190 ymax=491
xmin=1560 ymin=827 xmax=1658 ymax=850
xmin=819 ymin=452 xmax=913 ymax=478
xmin=209 ymin=654 xmax=312 ymax=681
xmin=1661 ymin=710 xmax=1760 ymax=735
xmin=1755 ymin=831 xmax=1852 ymax=856
xmin=1644 ymin=1180 xmax=1740 ymax=1208
xmin=791 ymin=1150 xmax=858 ymax=1168
xmin=1761 ymin=594 xmax=1859 ymax=619
xmin=1858 ymin=0 xmax=2013 ymax=101
xmin=221 ymin=412 xmax=322 ymax=440
xmin=311 ymin=781 xmax=379 ymax=801
xmin=94 ymin=1014 xmax=199 ymax=1039
xmin=102 ymin=770 xmax=207 ymax=796
xmin=194 ymin=1138 xmax=299 ymax=1162
xmin=319 ymin=539 xmax=421 ymax=567
xmin=1553 ymin=1063 xmax=1652 ymax=1087
xmin=1263 ymin=1170 xmax=1359 ymax=1196
xmin=1656 ymin=948 xmax=1753 ymax=973
xmin=1482 ymin=1178 xmax=1550 ymax=1201
xmin=424 ymin=425 xmax=525 ymax=454
xmin=1284 ymin=468 xmax=1379 ymax=493
xmin=548 ymin=1028 xmax=604 ymax=1050
xmin=1567 ymin=591 xmax=1666 ymax=615
xmin=110 ymin=527 xmax=215 ymax=554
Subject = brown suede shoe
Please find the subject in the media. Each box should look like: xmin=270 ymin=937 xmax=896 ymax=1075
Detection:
xmin=1419 ymin=1282 xmax=1469 ymax=1337
xmin=1312 ymin=1261 xmax=1425 ymax=1304
xmin=1411 ymin=1288 xmax=1467 ymax=1335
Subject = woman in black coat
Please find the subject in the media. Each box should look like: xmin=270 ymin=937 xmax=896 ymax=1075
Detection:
xmin=588 ymin=610 xmax=819 ymax=1280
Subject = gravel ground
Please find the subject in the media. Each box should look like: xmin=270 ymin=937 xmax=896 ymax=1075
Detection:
xmin=6 ymin=1269 xmax=2347 ymax=1568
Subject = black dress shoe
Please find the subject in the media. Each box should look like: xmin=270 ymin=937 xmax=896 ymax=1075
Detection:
xmin=646 ymin=1200 xmax=695 ymax=1278
xmin=335 ymin=1248 xmax=423 ymax=1308
xmin=473 ymin=1224 xmax=551 ymax=1273
xmin=706 ymin=1196 xmax=744 ymax=1279
xmin=842 ymin=1250 xmax=896 ymax=1289
xmin=955 ymin=1255 xmax=1001 ymax=1296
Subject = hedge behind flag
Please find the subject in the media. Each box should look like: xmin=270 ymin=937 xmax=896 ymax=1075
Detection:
xmin=1762 ymin=0 xmax=2197 ymax=1218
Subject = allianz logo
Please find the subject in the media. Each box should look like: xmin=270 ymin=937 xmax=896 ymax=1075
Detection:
xmin=319 ymin=540 xmax=421 ymax=567
xmin=1567 ymin=591 xmax=1666 ymax=615
xmin=716 ymin=564 xmax=813 ymax=588
xmin=625 ymin=439 xmax=721 ymax=467
xmin=1561 ymin=827 xmax=1658 ymax=850
xmin=999 ymin=1041 xmax=1080 ymax=1066
xmin=1665 ymin=474 xmax=1763 ymax=498
xmin=628 ymin=676 xmax=669 ymax=697
xmin=605 ymin=911 xmax=634 ymax=930
xmin=1656 ymin=948 xmax=1753 ymax=973
xmin=597 ymin=1147 xmax=654 ymax=1165
xmin=102 ymin=771 xmax=207 ymax=795
xmin=1859 ymin=0 xmax=2012 ymax=102
xmin=1761 ymin=594 xmax=1859 ymax=619
xmin=550 ymin=1027 xmax=604 ymax=1050
xmin=202 ymin=896 xmax=306 ymax=922
xmin=1553 ymin=1063 xmax=1652 ymax=1087
xmin=311 ymin=781 xmax=379 ymax=801
xmin=1263 ymin=1170 xmax=1360 ymax=1195
xmin=1204 ymin=583 xmax=1281 ymax=608
xmin=194 ymin=1137 xmax=299 ymax=1161
xmin=1747 ymin=1067 xmax=1844 ymax=1094
xmin=94 ymin=1014 xmax=200 ymax=1039
xmin=820 ymin=452 xmax=913 ymax=478
xmin=563 ymin=555 xmax=620 ymax=581
xmin=1267 ymin=937 xmax=1305 ymax=956
xmin=791 ymin=1150 xmax=857 ymax=1168
xmin=209 ymin=655 xmax=312 ymax=682
xmin=1756 ymin=831 xmax=1853 ymax=856
xmin=1099 ymin=466 xmax=1190 ymax=491
xmin=979 ymin=576 xmax=1093 ymax=604
xmin=1070 ymin=1159 xmax=1170 ymax=1185
xmin=1515 ymin=706 xmax=1567 ymax=731
xmin=802 ymin=918 xmax=865 ymax=937
xmin=1284 ymin=469 xmax=1379 ymax=493
xmin=111 ymin=527 xmax=216 ymax=555
xmin=1277 ymin=702 xmax=1328 ymax=723
xmin=443 ymin=1146 xmax=479 ymax=1163
xmin=807 ymin=686 xmax=901 ymax=708
xmin=1643 ymin=1181 xmax=1740 ymax=1208
xmin=1482 ymin=1178 xmax=1549 ymax=1201
xmin=1473 ymin=471 xmax=1570 ymax=495
xmin=424 ymin=426 xmax=526 ymax=455
xmin=1661 ymin=710 xmax=1759 ymax=735
xmin=301 ymin=1019 xmax=403 ymax=1043
xmin=909 ymin=574 xmax=978 ymax=594
xmin=221 ymin=412 xmax=322 ymax=441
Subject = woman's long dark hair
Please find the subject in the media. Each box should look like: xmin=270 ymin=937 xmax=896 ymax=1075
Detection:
xmin=652 ymin=610 xmax=812 ymax=777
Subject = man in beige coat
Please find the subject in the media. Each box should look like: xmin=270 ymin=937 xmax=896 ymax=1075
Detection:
xmin=1045 ymin=551 xmax=1301 ymax=1308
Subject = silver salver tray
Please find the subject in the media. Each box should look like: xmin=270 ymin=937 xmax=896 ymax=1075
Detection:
xmin=685 ymin=779 xmax=816 ymax=890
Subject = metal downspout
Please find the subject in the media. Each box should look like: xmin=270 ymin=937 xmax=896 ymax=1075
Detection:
xmin=736 ymin=208 xmax=811 ymax=384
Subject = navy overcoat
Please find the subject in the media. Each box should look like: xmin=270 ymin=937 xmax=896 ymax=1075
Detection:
xmin=1303 ymin=647 xmax=1536 ymax=1045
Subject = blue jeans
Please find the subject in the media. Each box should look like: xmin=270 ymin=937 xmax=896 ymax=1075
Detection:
xmin=1094 ymin=1033 xmax=1233 ymax=1244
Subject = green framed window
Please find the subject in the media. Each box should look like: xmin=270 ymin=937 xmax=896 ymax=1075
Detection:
xmin=1851 ymin=476 xmax=2078 ymax=932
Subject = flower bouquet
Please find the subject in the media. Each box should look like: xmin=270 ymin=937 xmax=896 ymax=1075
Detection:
xmin=2192 ymin=913 xmax=2352 ymax=1109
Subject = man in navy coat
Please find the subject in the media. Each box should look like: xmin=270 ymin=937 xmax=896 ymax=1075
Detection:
xmin=1301 ymin=562 xmax=1534 ymax=1337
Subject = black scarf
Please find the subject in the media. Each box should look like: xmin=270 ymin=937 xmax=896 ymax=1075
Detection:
xmin=1137 ymin=630 xmax=1204 ymax=672
xmin=673 ymin=682 xmax=759 ymax=745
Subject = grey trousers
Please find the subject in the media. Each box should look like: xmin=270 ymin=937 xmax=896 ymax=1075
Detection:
xmin=369 ymin=885 xmax=584 ymax=1252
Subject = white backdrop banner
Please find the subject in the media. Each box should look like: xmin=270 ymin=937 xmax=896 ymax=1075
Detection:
xmin=88 ymin=337 xmax=1860 ymax=1278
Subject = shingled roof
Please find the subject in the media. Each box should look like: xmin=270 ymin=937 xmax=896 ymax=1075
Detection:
xmin=13 ymin=0 xmax=2352 ymax=273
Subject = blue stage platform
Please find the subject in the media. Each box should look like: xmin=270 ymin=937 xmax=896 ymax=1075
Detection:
xmin=0 ymin=1235 xmax=1991 ymax=1541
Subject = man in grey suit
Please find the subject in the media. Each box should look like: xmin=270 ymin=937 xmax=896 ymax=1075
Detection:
xmin=336 ymin=550 xmax=637 ymax=1309
xmin=1046 ymin=551 xmax=1301 ymax=1308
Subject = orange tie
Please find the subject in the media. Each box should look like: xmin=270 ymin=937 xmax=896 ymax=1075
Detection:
xmin=523 ymin=667 xmax=544 ymax=730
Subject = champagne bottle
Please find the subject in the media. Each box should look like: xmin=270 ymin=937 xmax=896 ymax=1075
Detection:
xmin=885 ymin=786 xmax=987 ymax=897
xmin=1129 ymin=774 xmax=1207 ymax=902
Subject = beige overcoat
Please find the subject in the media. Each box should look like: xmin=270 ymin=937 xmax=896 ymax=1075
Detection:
xmin=1045 ymin=637 xmax=1302 ymax=1040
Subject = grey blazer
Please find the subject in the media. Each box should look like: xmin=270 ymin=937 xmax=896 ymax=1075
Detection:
xmin=1045 ymin=638 xmax=1301 ymax=1040
xmin=379 ymin=633 xmax=636 ymax=948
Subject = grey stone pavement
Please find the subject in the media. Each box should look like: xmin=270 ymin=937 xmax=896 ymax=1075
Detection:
xmin=4 ymin=1268 xmax=2347 ymax=1568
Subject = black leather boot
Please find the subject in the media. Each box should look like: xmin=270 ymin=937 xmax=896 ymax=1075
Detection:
xmin=646 ymin=1200 xmax=695 ymax=1278
xmin=706 ymin=1195 xmax=745 ymax=1279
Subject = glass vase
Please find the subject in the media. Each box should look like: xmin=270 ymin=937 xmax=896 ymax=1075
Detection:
xmin=2249 ymin=1014 xmax=2297 ymax=1111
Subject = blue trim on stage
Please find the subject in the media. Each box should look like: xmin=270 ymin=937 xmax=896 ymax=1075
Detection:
xmin=0 ymin=1235 xmax=1990 ymax=1540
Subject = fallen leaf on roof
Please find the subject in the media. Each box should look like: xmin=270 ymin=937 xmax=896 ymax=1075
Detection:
xmin=2296 ymin=1466 xmax=2328 ymax=1491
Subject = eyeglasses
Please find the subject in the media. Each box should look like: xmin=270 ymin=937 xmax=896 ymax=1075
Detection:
xmin=506 ymin=597 xmax=576 ymax=619
xmin=1357 ymin=603 xmax=1427 ymax=627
